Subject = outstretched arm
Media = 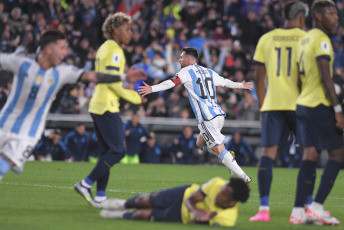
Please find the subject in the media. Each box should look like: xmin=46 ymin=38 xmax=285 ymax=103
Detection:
xmin=138 ymin=77 xmax=178 ymax=96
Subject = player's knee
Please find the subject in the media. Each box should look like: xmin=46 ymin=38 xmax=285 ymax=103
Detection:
xmin=262 ymin=146 xmax=278 ymax=159
xmin=196 ymin=138 xmax=204 ymax=150
xmin=328 ymin=148 xmax=344 ymax=163
xmin=132 ymin=209 xmax=152 ymax=220
xmin=135 ymin=194 xmax=150 ymax=207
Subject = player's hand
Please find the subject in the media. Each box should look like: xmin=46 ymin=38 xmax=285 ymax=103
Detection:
xmin=193 ymin=209 xmax=211 ymax=222
xmin=335 ymin=112 xmax=344 ymax=129
xmin=138 ymin=82 xmax=153 ymax=96
xmin=242 ymin=81 xmax=253 ymax=90
xmin=126 ymin=65 xmax=148 ymax=82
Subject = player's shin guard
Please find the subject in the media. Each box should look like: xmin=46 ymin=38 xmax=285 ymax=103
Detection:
xmin=0 ymin=157 xmax=11 ymax=181
xmin=258 ymin=156 xmax=273 ymax=207
xmin=218 ymin=150 xmax=247 ymax=180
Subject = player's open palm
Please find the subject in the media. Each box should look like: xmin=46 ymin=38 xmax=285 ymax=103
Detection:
xmin=242 ymin=81 xmax=253 ymax=90
xmin=126 ymin=65 xmax=148 ymax=82
xmin=193 ymin=209 xmax=211 ymax=222
xmin=138 ymin=82 xmax=152 ymax=96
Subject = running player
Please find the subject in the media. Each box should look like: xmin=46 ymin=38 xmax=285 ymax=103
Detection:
xmin=0 ymin=29 xmax=146 ymax=181
xmin=100 ymin=177 xmax=249 ymax=227
xmin=290 ymin=0 xmax=343 ymax=225
xmin=74 ymin=12 xmax=143 ymax=207
xmin=139 ymin=47 xmax=253 ymax=183
xmin=250 ymin=1 xmax=308 ymax=222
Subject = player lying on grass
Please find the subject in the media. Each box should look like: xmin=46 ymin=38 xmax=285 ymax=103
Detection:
xmin=139 ymin=47 xmax=253 ymax=183
xmin=0 ymin=29 xmax=146 ymax=181
xmin=100 ymin=177 xmax=249 ymax=227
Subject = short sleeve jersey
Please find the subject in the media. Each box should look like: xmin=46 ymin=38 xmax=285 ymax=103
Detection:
xmin=181 ymin=177 xmax=238 ymax=227
xmin=296 ymin=28 xmax=334 ymax=107
xmin=0 ymin=53 xmax=83 ymax=140
xmin=253 ymin=28 xmax=306 ymax=111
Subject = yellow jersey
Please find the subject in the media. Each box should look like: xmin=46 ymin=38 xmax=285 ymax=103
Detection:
xmin=253 ymin=28 xmax=306 ymax=111
xmin=181 ymin=177 xmax=238 ymax=227
xmin=296 ymin=28 xmax=333 ymax=107
xmin=89 ymin=40 xmax=141 ymax=115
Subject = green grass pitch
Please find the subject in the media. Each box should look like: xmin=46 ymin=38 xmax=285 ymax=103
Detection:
xmin=0 ymin=162 xmax=343 ymax=230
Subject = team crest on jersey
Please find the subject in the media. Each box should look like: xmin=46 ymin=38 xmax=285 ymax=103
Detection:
xmin=35 ymin=75 xmax=43 ymax=84
xmin=112 ymin=54 xmax=121 ymax=64
xmin=48 ymin=77 xmax=55 ymax=85
xmin=321 ymin=42 xmax=330 ymax=52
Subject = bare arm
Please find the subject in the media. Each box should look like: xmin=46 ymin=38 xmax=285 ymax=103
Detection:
xmin=317 ymin=58 xmax=344 ymax=129
xmin=254 ymin=64 xmax=266 ymax=109
xmin=184 ymin=190 xmax=211 ymax=223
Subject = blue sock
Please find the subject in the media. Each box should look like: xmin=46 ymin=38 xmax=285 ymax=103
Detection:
xmin=96 ymin=190 xmax=106 ymax=197
xmin=305 ymin=195 xmax=313 ymax=206
xmin=84 ymin=177 xmax=94 ymax=187
xmin=0 ymin=157 xmax=11 ymax=176
xmin=123 ymin=212 xmax=133 ymax=219
xmin=124 ymin=195 xmax=140 ymax=208
xmin=294 ymin=160 xmax=317 ymax=207
xmin=97 ymin=172 xmax=110 ymax=192
xmin=258 ymin=156 xmax=273 ymax=206
xmin=314 ymin=160 xmax=341 ymax=204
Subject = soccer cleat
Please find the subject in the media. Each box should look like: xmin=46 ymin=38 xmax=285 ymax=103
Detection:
xmin=306 ymin=208 xmax=340 ymax=226
xmin=101 ymin=198 xmax=126 ymax=210
xmin=289 ymin=215 xmax=306 ymax=225
xmin=250 ymin=210 xmax=270 ymax=222
xmin=245 ymin=175 xmax=252 ymax=184
xmin=74 ymin=181 xmax=98 ymax=208
xmin=100 ymin=210 xmax=127 ymax=219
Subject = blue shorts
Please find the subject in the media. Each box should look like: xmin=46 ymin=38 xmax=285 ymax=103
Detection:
xmin=149 ymin=185 xmax=190 ymax=222
xmin=261 ymin=111 xmax=296 ymax=146
xmin=296 ymin=104 xmax=343 ymax=150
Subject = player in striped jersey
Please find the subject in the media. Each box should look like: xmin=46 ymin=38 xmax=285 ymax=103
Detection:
xmin=139 ymin=47 xmax=253 ymax=183
xmin=0 ymin=30 xmax=146 ymax=181
xmin=250 ymin=1 xmax=308 ymax=222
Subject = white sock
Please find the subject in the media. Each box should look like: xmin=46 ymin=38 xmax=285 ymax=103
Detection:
xmin=94 ymin=196 xmax=107 ymax=203
xmin=0 ymin=175 xmax=3 ymax=181
xmin=309 ymin=202 xmax=324 ymax=213
xmin=219 ymin=150 xmax=247 ymax=180
xmin=291 ymin=207 xmax=305 ymax=217
xmin=81 ymin=180 xmax=92 ymax=188
xmin=259 ymin=206 xmax=270 ymax=211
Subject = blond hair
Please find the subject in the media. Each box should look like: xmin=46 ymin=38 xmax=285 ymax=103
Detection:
xmin=102 ymin=12 xmax=132 ymax=39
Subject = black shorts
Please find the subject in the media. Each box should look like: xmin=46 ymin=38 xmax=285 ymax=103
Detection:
xmin=296 ymin=104 xmax=343 ymax=150
xmin=149 ymin=185 xmax=190 ymax=222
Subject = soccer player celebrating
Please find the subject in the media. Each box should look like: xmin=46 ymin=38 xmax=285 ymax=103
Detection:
xmin=0 ymin=30 xmax=146 ymax=181
xmin=290 ymin=0 xmax=343 ymax=225
xmin=74 ymin=12 xmax=144 ymax=207
xmin=250 ymin=1 xmax=308 ymax=222
xmin=139 ymin=47 xmax=253 ymax=183
xmin=99 ymin=177 xmax=249 ymax=227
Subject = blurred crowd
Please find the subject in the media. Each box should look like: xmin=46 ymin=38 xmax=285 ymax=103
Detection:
xmin=33 ymin=113 xmax=263 ymax=166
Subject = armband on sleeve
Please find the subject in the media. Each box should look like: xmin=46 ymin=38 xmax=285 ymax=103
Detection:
xmin=170 ymin=75 xmax=182 ymax=86
xmin=224 ymin=79 xmax=243 ymax=89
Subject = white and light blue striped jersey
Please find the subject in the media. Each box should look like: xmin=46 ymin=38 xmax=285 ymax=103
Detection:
xmin=0 ymin=53 xmax=83 ymax=140
xmin=176 ymin=64 xmax=226 ymax=124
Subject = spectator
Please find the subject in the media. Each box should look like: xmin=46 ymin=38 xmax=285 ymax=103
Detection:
xmin=60 ymin=84 xmax=81 ymax=114
xmin=172 ymin=126 xmax=197 ymax=165
xmin=121 ymin=114 xmax=150 ymax=164
xmin=141 ymin=131 xmax=166 ymax=164
xmin=167 ymin=91 xmax=186 ymax=118
xmin=236 ymin=91 xmax=260 ymax=121
xmin=34 ymin=129 xmax=72 ymax=162
xmin=225 ymin=130 xmax=258 ymax=166
xmin=64 ymin=123 xmax=89 ymax=161
xmin=147 ymin=96 xmax=168 ymax=117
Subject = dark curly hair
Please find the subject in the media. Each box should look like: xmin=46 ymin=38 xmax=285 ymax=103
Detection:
xmin=228 ymin=177 xmax=250 ymax=203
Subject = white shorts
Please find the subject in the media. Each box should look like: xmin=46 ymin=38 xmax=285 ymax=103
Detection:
xmin=0 ymin=130 xmax=38 ymax=170
xmin=198 ymin=116 xmax=226 ymax=149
